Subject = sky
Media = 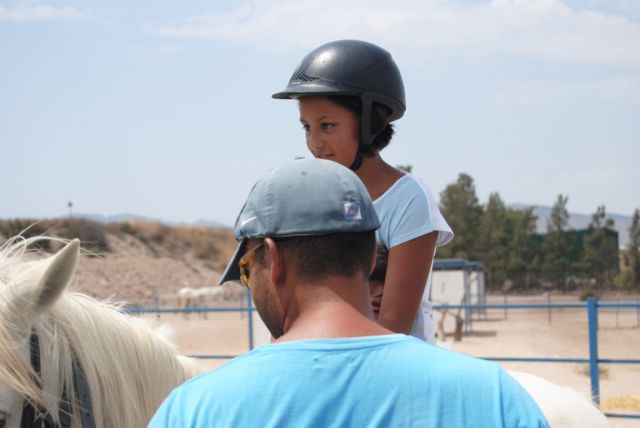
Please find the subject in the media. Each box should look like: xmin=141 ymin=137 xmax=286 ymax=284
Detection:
xmin=1 ymin=0 xmax=639 ymax=227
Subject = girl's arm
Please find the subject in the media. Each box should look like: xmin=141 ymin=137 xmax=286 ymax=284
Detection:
xmin=376 ymin=231 xmax=438 ymax=334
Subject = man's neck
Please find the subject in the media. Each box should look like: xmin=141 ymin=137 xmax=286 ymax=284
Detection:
xmin=274 ymin=277 xmax=393 ymax=343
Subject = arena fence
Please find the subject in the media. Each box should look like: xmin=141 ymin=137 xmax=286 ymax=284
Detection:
xmin=128 ymin=296 xmax=640 ymax=421
xmin=445 ymin=298 xmax=640 ymax=422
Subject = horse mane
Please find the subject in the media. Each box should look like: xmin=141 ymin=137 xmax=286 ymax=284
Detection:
xmin=0 ymin=236 xmax=198 ymax=427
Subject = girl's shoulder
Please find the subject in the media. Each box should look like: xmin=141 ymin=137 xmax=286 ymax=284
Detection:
xmin=374 ymin=173 xmax=426 ymax=203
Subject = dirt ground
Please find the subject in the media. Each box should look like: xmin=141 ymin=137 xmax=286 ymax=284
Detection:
xmin=139 ymin=292 xmax=640 ymax=428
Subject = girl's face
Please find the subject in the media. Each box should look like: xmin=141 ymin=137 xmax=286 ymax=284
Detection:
xmin=369 ymin=279 xmax=384 ymax=320
xmin=299 ymin=96 xmax=360 ymax=168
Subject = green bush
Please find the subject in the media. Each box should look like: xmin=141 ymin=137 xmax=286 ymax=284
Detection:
xmin=119 ymin=222 xmax=134 ymax=234
xmin=579 ymin=287 xmax=601 ymax=301
xmin=614 ymin=268 xmax=634 ymax=289
xmin=575 ymin=364 xmax=609 ymax=379
xmin=0 ymin=219 xmax=110 ymax=253
xmin=57 ymin=219 xmax=110 ymax=253
xmin=0 ymin=219 xmax=53 ymax=251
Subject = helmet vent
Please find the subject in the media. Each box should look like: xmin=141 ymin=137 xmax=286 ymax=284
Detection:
xmin=289 ymin=57 xmax=318 ymax=85
xmin=290 ymin=69 xmax=317 ymax=84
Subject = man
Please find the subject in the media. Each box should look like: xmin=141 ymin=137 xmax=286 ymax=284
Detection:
xmin=149 ymin=158 xmax=548 ymax=427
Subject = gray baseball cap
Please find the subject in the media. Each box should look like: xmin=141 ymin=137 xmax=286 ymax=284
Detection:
xmin=219 ymin=158 xmax=380 ymax=284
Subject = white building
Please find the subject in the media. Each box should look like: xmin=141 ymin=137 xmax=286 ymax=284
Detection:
xmin=430 ymin=259 xmax=485 ymax=336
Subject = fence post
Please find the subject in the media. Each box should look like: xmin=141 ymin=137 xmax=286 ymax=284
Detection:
xmin=155 ymin=294 xmax=160 ymax=319
xmin=587 ymin=297 xmax=600 ymax=405
xmin=246 ymin=288 xmax=254 ymax=351
xmin=547 ymin=291 xmax=552 ymax=325
xmin=464 ymin=289 xmax=470 ymax=334
xmin=503 ymin=293 xmax=508 ymax=320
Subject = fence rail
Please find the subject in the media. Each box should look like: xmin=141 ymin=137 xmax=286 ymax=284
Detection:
xmin=128 ymin=296 xmax=640 ymax=421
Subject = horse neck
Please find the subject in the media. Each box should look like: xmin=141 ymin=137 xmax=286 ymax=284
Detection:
xmin=47 ymin=294 xmax=195 ymax=428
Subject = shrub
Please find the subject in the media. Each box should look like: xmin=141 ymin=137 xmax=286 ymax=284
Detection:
xmin=57 ymin=219 xmax=110 ymax=253
xmin=579 ymin=287 xmax=601 ymax=301
xmin=0 ymin=218 xmax=111 ymax=253
xmin=614 ymin=268 xmax=634 ymax=289
xmin=119 ymin=222 xmax=134 ymax=234
xmin=0 ymin=219 xmax=54 ymax=251
xmin=575 ymin=364 xmax=609 ymax=380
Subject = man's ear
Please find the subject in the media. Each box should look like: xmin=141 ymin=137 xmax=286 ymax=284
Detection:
xmin=264 ymin=238 xmax=285 ymax=287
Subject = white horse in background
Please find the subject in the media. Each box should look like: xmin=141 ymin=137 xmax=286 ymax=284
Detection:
xmin=0 ymin=237 xmax=199 ymax=428
xmin=177 ymin=286 xmax=225 ymax=319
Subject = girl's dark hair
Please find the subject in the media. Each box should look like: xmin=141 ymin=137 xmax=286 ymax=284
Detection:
xmin=328 ymin=95 xmax=395 ymax=156
xmin=369 ymin=244 xmax=389 ymax=283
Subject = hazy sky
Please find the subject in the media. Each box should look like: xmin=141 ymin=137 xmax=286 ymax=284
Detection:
xmin=2 ymin=0 xmax=639 ymax=227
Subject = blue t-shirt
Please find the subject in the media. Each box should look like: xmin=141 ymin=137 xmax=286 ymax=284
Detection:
xmin=149 ymin=335 xmax=548 ymax=428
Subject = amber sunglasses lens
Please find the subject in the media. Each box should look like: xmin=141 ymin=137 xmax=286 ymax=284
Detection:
xmin=239 ymin=261 xmax=250 ymax=287
xmin=238 ymin=243 xmax=263 ymax=288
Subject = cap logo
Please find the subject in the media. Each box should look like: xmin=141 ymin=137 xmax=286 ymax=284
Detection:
xmin=343 ymin=201 xmax=362 ymax=221
xmin=240 ymin=216 xmax=257 ymax=227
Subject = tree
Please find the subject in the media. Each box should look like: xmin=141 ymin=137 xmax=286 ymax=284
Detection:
xmin=542 ymin=195 xmax=572 ymax=292
xmin=583 ymin=205 xmax=618 ymax=288
xmin=438 ymin=173 xmax=483 ymax=260
xmin=504 ymin=206 xmax=539 ymax=290
xmin=478 ymin=193 xmax=509 ymax=289
xmin=548 ymin=194 xmax=570 ymax=233
xmin=628 ymin=208 xmax=640 ymax=287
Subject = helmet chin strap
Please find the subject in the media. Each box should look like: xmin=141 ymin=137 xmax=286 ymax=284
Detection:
xmin=351 ymin=95 xmax=371 ymax=172
xmin=349 ymin=149 xmax=364 ymax=171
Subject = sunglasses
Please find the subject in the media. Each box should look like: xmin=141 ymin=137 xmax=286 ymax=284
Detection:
xmin=238 ymin=242 xmax=264 ymax=288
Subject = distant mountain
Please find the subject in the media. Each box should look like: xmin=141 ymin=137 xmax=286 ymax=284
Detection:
xmin=71 ymin=213 xmax=231 ymax=229
xmin=194 ymin=219 xmax=231 ymax=228
xmin=11 ymin=208 xmax=632 ymax=248
xmin=509 ymin=204 xmax=632 ymax=249
xmin=73 ymin=213 xmax=157 ymax=223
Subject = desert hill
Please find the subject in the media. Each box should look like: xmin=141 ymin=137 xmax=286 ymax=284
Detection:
xmin=0 ymin=218 xmax=238 ymax=305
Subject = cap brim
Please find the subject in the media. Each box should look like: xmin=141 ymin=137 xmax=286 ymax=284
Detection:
xmin=218 ymin=239 xmax=247 ymax=285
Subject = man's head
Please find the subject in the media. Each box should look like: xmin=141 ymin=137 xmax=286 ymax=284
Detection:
xmin=219 ymin=158 xmax=380 ymax=337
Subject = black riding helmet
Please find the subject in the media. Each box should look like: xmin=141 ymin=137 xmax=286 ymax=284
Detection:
xmin=273 ymin=40 xmax=406 ymax=170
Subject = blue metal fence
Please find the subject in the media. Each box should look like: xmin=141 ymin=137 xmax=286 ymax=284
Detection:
xmin=435 ymin=298 xmax=640 ymax=421
xmin=129 ymin=296 xmax=640 ymax=421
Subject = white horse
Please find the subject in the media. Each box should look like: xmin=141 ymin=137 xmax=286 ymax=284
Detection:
xmin=177 ymin=286 xmax=225 ymax=319
xmin=433 ymin=298 xmax=611 ymax=426
xmin=510 ymin=371 xmax=612 ymax=427
xmin=0 ymin=237 xmax=199 ymax=428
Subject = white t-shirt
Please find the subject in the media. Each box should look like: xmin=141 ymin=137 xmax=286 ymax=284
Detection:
xmin=373 ymin=174 xmax=453 ymax=343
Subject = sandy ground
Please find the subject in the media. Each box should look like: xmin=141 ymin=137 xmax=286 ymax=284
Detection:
xmin=138 ymin=292 xmax=640 ymax=428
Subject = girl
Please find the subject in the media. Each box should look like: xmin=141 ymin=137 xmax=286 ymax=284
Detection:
xmin=273 ymin=40 xmax=453 ymax=343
